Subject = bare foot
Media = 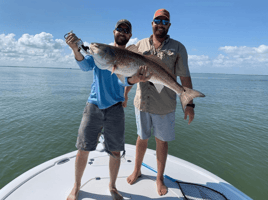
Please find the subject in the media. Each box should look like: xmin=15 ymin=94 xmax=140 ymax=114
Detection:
xmin=156 ymin=179 xmax=168 ymax=196
xmin=109 ymin=184 xmax=123 ymax=200
xmin=67 ymin=184 xmax=80 ymax=200
xmin=127 ymin=170 xmax=142 ymax=185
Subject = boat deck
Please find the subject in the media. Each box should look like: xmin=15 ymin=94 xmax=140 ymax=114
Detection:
xmin=0 ymin=144 xmax=252 ymax=200
xmin=77 ymin=153 xmax=183 ymax=199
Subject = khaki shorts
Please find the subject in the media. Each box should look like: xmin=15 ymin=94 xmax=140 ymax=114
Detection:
xmin=135 ymin=107 xmax=175 ymax=141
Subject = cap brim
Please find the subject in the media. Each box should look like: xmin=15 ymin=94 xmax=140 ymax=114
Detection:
xmin=115 ymin=23 xmax=131 ymax=33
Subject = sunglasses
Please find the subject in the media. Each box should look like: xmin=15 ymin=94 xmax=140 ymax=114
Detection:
xmin=153 ymin=19 xmax=170 ymax=25
xmin=115 ymin=27 xmax=131 ymax=34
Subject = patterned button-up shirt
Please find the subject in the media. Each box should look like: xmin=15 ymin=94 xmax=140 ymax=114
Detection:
xmin=134 ymin=35 xmax=190 ymax=115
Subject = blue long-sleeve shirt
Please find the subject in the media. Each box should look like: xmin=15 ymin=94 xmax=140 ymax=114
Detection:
xmin=77 ymin=55 xmax=132 ymax=109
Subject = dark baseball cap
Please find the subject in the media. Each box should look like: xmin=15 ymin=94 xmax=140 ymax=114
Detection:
xmin=115 ymin=19 xmax=132 ymax=33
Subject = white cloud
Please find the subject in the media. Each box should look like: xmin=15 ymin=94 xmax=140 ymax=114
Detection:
xmin=254 ymin=45 xmax=268 ymax=54
xmin=0 ymin=33 xmax=140 ymax=68
xmin=188 ymin=55 xmax=211 ymax=67
xmin=127 ymin=38 xmax=139 ymax=46
xmin=0 ymin=32 xmax=75 ymax=68
xmin=219 ymin=45 xmax=268 ymax=55
xmin=84 ymin=41 xmax=91 ymax=47
xmin=189 ymin=45 xmax=268 ymax=74
xmin=18 ymin=32 xmax=65 ymax=49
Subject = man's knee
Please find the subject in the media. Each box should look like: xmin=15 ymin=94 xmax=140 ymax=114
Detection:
xmin=110 ymin=151 xmax=121 ymax=158
xmin=155 ymin=137 xmax=168 ymax=145
xmin=138 ymin=135 xmax=149 ymax=142
xmin=77 ymin=149 xmax=89 ymax=158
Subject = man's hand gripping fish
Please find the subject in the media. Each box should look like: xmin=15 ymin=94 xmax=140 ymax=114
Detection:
xmin=65 ymin=32 xmax=205 ymax=112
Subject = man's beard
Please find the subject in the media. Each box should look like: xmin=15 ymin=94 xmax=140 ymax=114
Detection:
xmin=115 ymin=35 xmax=129 ymax=45
xmin=153 ymin=26 xmax=168 ymax=38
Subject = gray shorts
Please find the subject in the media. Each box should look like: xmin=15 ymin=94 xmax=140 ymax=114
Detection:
xmin=135 ymin=107 xmax=175 ymax=141
xmin=76 ymin=102 xmax=125 ymax=152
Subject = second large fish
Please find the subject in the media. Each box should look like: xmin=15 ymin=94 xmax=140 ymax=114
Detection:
xmin=89 ymin=43 xmax=205 ymax=112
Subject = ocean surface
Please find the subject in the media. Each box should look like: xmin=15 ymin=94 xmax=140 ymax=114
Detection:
xmin=0 ymin=66 xmax=267 ymax=199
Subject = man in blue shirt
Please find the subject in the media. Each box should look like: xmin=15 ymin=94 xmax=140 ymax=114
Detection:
xmin=65 ymin=20 xmax=151 ymax=200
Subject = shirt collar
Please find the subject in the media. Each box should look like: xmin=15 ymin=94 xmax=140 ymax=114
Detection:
xmin=149 ymin=35 xmax=170 ymax=45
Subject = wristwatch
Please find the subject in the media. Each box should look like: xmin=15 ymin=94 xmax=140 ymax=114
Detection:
xmin=187 ymin=104 xmax=195 ymax=108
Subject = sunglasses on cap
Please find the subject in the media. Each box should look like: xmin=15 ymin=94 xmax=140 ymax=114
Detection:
xmin=115 ymin=27 xmax=131 ymax=34
xmin=153 ymin=19 xmax=170 ymax=25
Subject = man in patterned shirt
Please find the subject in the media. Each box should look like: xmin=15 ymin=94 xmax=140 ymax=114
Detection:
xmin=125 ymin=9 xmax=196 ymax=196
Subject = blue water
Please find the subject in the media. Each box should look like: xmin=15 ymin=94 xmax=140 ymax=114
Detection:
xmin=0 ymin=66 xmax=267 ymax=199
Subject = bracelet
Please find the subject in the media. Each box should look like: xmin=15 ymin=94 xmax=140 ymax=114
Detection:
xmin=187 ymin=104 xmax=195 ymax=108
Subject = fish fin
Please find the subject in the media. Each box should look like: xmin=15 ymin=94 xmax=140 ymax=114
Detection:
xmin=153 ymin=83 xmax=164 ymax=93
xmin=116 ymin=74 xmax=126 ymax=84
xmin=111 ymin=65 xmax=117 ymax=74
xmin=126 ymin=45 xmax=143 ymax=55
xmin=179 ymin=87 xmax=205 ymax=112
xmin=145 ymin=55 xmax=176 ymax=80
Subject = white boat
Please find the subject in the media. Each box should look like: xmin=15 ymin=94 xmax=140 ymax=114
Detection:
xmin=0 ymin=139 xmax=252 ymax=200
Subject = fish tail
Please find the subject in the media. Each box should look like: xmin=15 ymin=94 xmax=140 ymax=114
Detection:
xmin=179 ymin=87 xmax=205 ymax=112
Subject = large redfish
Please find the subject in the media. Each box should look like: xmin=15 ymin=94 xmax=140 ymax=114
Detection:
xmin=89 ymin=43 xmax=205 ymax=112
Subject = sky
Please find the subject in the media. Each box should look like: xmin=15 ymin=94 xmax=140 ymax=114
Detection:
xmin=0 ymin=0 xmax=267 ymax=75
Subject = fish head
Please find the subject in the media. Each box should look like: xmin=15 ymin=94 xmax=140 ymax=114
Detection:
xmin=89 ymin=43 xmax=116 ymax=70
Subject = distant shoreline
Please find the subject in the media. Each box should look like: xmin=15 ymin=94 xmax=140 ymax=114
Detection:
xmin=0 ymin=65 xmax=80 ymax=70
xmin=0 ymin=65 xmax=267 ymax=76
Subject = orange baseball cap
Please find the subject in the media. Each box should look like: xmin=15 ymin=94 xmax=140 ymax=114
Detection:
xmin=153 ymin=9 xmax=170 ymax=20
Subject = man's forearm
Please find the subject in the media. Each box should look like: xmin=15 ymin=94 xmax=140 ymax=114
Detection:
xmin=74 ymin=49 xmax=84 ymax=61
xmin=124 ymin=86 xmax=133 ymax=97
xmin=127 ymin=76 xmax=138 ymax=85
xmin=180 ymin=76 xmax=194 ymax=104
